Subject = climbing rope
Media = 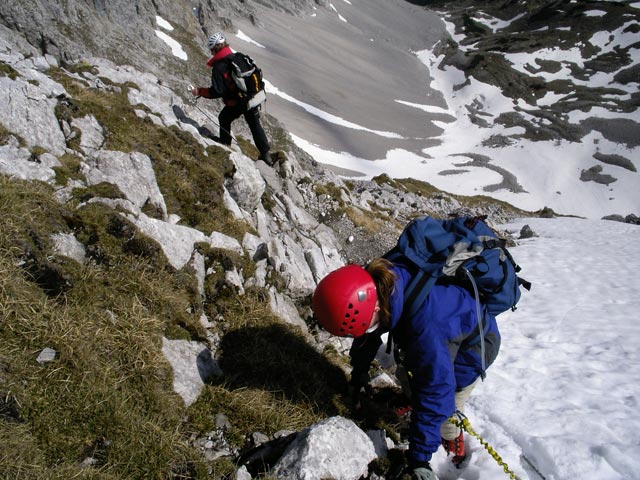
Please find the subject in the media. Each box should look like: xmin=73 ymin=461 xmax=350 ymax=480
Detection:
xmin=449 ymin=413 xmax=521 ymax=480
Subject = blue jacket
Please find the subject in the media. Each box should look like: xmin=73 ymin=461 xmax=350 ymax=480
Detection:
xmin=350 ymin=263 xmax=501 ymax=464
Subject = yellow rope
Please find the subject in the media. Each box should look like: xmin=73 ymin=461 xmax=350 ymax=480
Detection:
xmin=449 ymin=415 xmax=521 ymax=480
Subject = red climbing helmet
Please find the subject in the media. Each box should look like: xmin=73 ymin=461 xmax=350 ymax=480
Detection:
xmin=312 ymin=264 xmax=377 ymax=337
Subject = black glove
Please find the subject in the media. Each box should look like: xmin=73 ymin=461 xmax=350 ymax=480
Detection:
xmin=384 ymin=448 xmax=408 ymax=479
xmin=347 ymin=370 xmax=371 ymax=410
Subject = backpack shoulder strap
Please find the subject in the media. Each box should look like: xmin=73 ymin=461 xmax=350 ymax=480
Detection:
xmin=384 ymin=216 xmax=458 ymax=318
xmin=404 ymin=273 xmax=439 ymax=318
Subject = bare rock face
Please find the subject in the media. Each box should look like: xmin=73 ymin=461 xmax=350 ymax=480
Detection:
xmin=1 ymin=1 xmax=209 ymax=114
xmin=161 ymin=338 xmax=222 ymax=407
xmin=0 ymin=76 xmax=66 ymax=156
xmin=270 ymin=416 xmax=376 ymax=480
xmin=0 ymin=0 xmax=322 ymax=92
xmin=83 ymin=150 xmax=168 ymax=217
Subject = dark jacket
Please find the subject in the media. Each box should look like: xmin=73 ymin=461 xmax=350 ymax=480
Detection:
xmin=196 ymin=46 xmax=240 ymax=106
xmin=350 ymin=263 xmax=501 ymax=464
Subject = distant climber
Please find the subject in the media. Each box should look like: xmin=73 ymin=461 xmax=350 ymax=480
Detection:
xmin=312 ymin=260 xmax=502 ymax=479
xmin=191 ymin=32 xmax=274 ymax=166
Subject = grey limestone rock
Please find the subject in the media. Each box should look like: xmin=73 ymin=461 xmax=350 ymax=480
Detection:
xmin=271 ymin=416 xmax=376 ymax=480
xmin=83 ymin=150 xmax=168 ymax=218
xmin=161 ymin=338 xmax=222 ymax=407
xmin=51 ymin=232 xmax=86 ymax=263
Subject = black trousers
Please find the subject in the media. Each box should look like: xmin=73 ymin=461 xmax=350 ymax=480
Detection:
xmin=218 ymin=104 xmax=270 ymax=158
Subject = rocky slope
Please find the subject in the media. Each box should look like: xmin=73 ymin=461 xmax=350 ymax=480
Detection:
xmin=5 ymin=0 xmax=633 ymax=478
xmin=0 ymin=0 xmax=323 ymax=97
xmin=0 ymin=17 xmax=529 ymax=479
xmin=3 ymin=0 xmax=637 ymax=218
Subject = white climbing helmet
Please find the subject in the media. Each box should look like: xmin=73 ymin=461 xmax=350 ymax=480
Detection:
xmin=207 ymin=32 xmax=226 ymax=48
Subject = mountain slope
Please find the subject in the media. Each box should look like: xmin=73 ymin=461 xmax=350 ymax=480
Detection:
xmin=2 ymin=0 xmax=637 ymax=218
xmin=0 ymin=19 xmax=526 ymax=479
xmin=0 ymin=1 xmax=638 ymax=479
xmin=242 ymin=0 xmax=639 ymax=218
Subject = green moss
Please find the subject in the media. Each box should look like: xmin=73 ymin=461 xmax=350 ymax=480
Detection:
xmin=263 ymin=118 xmax=296 ymax=154
xmin=49 ymin=66 xmax=91 ymax=96
xmin=67 ymin=128 xmax=83 ymax=153
xmin=0 ymin=61 xmax=20 ymax=80
xmin=0 ymin=122 xmax=16 ymax=146
xmin=53 ymin=152 xmax=85 ymax=186
xmin=394 ymin=177 xmax=442 ymax=197
xmin=49 ymin=64 xmax=248 ymax=239
xmin=265 ymin=267 xmax=288 ymax=294
xmin=237 ymin=135 xmax=260 ymax=160
xmin=0 ymin=178 xmax=212 ymax=478
xmin=372 ymin=173 xmax=398 ymax=188
xmin=97 ymin=75 xmax=140 ymax=92
xmin=261 ymin=191 xmax=277 ymax=212
xmin=0 ymin=176 xmax=70 ymax=257
xmin=72 ymin=182 xmax=126 ymax=203
xmin=314 ymin=182 xmax=347 ymax=206
xmin=392 ymin=176 xmax=530 ymax=217
xmin=457 ymin=194 xmax=528 ymax=214
xmin=188 ymin=385 xmax=319 ymax=448
xmin=201 ymin=247 xmax=258 ymax=321
xmin=27 ymin=147 xmax=49 ymax=165
xmin=30 ymin=146 xmax=49 ymax=158
xmin=66 ymin=60 xmax=99 ymax=76
xmin=74 ymin=203 xmax=158 ymax=264
xmin=536 ymin=206 xmax=556 ymax=218
xmin=344 ymin=206 xmax=397 ymax=234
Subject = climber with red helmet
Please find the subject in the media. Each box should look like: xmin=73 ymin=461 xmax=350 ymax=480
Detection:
xmin=312 ymin=259 xmax=501 ymax=480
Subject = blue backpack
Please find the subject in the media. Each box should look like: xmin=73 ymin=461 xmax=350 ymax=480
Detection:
xmin=384 ymin=215 xmax=530 ymax=319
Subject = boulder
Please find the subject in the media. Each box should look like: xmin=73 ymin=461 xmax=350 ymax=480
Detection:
xmin=83 ymin=150 xmax=168 ymax=218
xmin=124 ymin=211 xmax=207 ymax=270
xmin=51 ymin=232 xmax=86 ymax=263
xmin=227 ymin=151 xmax=266 ymax=212
xmin=71 ymin=114 xmax=104 ymax=154
xmin=0 ymin=74 xmax=67 ymax=156
xmin=271 ymin=416 xmax=376 ymax=480
xmin=0 ymin=145 xmax=59 ymax=182
xmin=161 ymin=338 xmax=221 ymax=407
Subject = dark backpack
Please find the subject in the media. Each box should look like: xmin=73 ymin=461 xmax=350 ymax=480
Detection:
xmin=226 ymin=52 xmax=265 ymax=100
xmin=383 ymin=215 xmax=531 ymax=319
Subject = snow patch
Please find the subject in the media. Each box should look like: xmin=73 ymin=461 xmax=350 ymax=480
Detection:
xmin=155 ymin=30 xmax=187 ymax=60
xmin=236 ymin=30 xmax=265 ymax=49
xmin=265 ymin=80 xmax=404 ymax=139
xmin=155 ymin=16 xmax=173 ymax=31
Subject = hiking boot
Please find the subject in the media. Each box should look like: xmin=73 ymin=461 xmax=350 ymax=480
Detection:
xmin=441 ymin=432 xmax=466 ymax=467
xmin=206 ymin=133 xmax=221 ymax=143
xmin=259 ymin=152 xmax=275 ymax=167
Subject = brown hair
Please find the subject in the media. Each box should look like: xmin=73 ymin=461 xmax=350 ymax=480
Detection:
xmin=212 ymin=42 xmax=229 ymax=51
xmin=365 ymin=258 xmax=396 ymax=329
